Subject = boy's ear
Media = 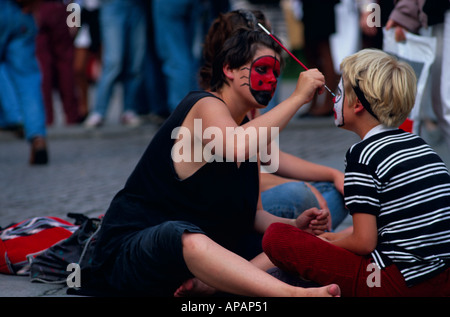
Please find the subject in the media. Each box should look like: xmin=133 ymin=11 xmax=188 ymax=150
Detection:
xmin=354 ymin=98 xmax=366 ymax=114
xmin=223 ymin=64 xmax=235 ymax=80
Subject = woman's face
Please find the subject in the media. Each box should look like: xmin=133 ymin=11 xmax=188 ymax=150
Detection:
xmin=237 ymin=47 xmax=281 ymax=106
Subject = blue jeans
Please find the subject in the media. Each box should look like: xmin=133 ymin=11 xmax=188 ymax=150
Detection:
xmin=0 ymin=0 xmax=46 ymax=141
xmin=152 ymin=0 xmax=203 ymax=112
xmin=261 ymin=181 xmax=348 ymax=231
xmin=93 ymin=0 xmax=146 ymax=117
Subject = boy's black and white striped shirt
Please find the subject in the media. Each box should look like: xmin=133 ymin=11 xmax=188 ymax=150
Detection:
xmin=344 ymin=129 xmax=450 ymax=287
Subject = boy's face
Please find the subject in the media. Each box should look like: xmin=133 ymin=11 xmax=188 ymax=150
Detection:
xmin=333 ymin=77 xmax=345 ymax=127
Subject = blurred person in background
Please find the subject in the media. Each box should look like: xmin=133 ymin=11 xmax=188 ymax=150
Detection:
xmin=0 ymin=0 xmax=49 ymax=165
xmin=73 ymin=0 xmax=102 ymax=122
xmin=385 ymin=0 xmax=450 ymax=151
xmin=84 ymin=0 xmax=146 ymax=128
xmin=35 ymin=0 xmax=81 ymax=126
xmin=151 ymin=0 xmax=206 ymax=114
xmin=297 ymin=0 xmax=340 ymax=117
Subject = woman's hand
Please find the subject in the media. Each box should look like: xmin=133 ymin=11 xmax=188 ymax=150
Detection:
xmin=292 ymin=69 xmax=325 ymax=105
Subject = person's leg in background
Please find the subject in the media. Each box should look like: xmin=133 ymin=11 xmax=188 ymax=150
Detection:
xmin=152 ymin=0 xmax=200 ymax=113
xmin=85 ymin=0 xmax=126 ymax=127
xmin=121 ymin=0 xmax=146 ymax=126
xmin=261 ymin=181 xmax=347 ymax=231
xmin=433 ymin=10 xmax=450 ymax=150
xmin=35 ymin=4 xmax=55 ymax=126
xmin=0 ymin=64 xmax=23 ymax=132
xmin=50 ymin=2 xmax=80 ymax=125
xmin=261 ymin=181 xmax=320 ymax=219
xmin=0 ymin=0 xmax=48 ymax=164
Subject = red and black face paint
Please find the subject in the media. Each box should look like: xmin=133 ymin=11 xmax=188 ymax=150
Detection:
xmin=241 ymin=55 xmax=281 ymax=106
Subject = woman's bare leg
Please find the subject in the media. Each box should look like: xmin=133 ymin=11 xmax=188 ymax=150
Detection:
xmin=179 ymin=233 xmax=340 ymax=297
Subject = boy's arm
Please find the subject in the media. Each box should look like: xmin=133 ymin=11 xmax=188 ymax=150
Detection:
xmin=320 ymin=213 xmax=378 ymax=255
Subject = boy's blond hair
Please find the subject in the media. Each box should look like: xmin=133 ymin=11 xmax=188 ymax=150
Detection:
xmin=340 ymin=49 xmax=417 ymax=127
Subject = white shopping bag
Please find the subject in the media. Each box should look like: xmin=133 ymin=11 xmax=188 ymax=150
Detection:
xmin=383 ymin=28 xmax=437 ymax=134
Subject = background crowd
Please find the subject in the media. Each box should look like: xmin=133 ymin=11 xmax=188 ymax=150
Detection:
xmin=0 ymin=0 xmax=449 ymax=166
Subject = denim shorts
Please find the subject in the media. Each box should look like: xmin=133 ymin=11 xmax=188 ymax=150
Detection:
xmin=261 ymin=181 xmax=348 ymax=231
xmin=106 ymin=220 xmax=204 ymax=296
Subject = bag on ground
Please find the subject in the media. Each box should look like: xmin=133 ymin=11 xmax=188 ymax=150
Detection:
xmin=0 ymin=217 xmax=78 ymax=275
xmin=29 ymin=213 xmax=101 ymax=284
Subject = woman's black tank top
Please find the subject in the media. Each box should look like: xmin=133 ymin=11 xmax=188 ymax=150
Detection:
xmin=95 ymin=91 xmax=260 ymax=262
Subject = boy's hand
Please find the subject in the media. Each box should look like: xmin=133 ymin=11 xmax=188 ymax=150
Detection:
xmin=295 ymin=207 xmax=329 ymax=235
xmin=318 ymin=232 xmax=337 ymax=242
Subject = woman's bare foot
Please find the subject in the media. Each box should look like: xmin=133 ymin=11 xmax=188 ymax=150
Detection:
xmin=299 ymin=284 xmax=341 ymax=297
xmin=174 ymin=277 xmax=216 ymax=297
xmin=174 ymin=277 xmax=340 ymax=297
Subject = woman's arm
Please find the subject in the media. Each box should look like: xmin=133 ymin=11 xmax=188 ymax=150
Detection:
xmin=275 ymin=151 xmax=345 ymax=194
xmin=255 ymin=154 xmax=330 ymax=235
xmin=320 ymin=213 xmax=377 ymax=255
xmin=190 ymin=69 xmax=325 ymax=161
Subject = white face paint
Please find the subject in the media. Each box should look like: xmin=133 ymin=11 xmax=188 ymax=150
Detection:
xmin=333 ymin=77 xmax=345 ymax=127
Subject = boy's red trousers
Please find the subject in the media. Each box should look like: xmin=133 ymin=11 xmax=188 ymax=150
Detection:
xmin=262 ymin=223 xmax=450 ymax=297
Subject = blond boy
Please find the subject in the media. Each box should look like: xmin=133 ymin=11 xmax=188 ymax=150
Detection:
xmin=263 ymin=49 xmax=450 ymax=296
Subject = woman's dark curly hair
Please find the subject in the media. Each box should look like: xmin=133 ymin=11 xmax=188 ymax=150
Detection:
xmin=208 ymin=29 xmax=284 ymax=92
xmin=199 ymin=10 xmax=284 ymax=91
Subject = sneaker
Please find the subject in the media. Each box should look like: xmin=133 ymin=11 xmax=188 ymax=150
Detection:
xmin=84 ymin=112 xmax=103 ymax=128
xmin=121 ymin=111 xmax=141 ymax=127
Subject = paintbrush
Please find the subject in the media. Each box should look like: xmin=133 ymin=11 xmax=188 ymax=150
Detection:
xmin=258 ymin=23 xmax=335 ymax=97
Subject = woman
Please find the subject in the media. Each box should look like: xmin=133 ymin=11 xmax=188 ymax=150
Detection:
xmin=85 ymin=29 xmax=340 ymax=297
